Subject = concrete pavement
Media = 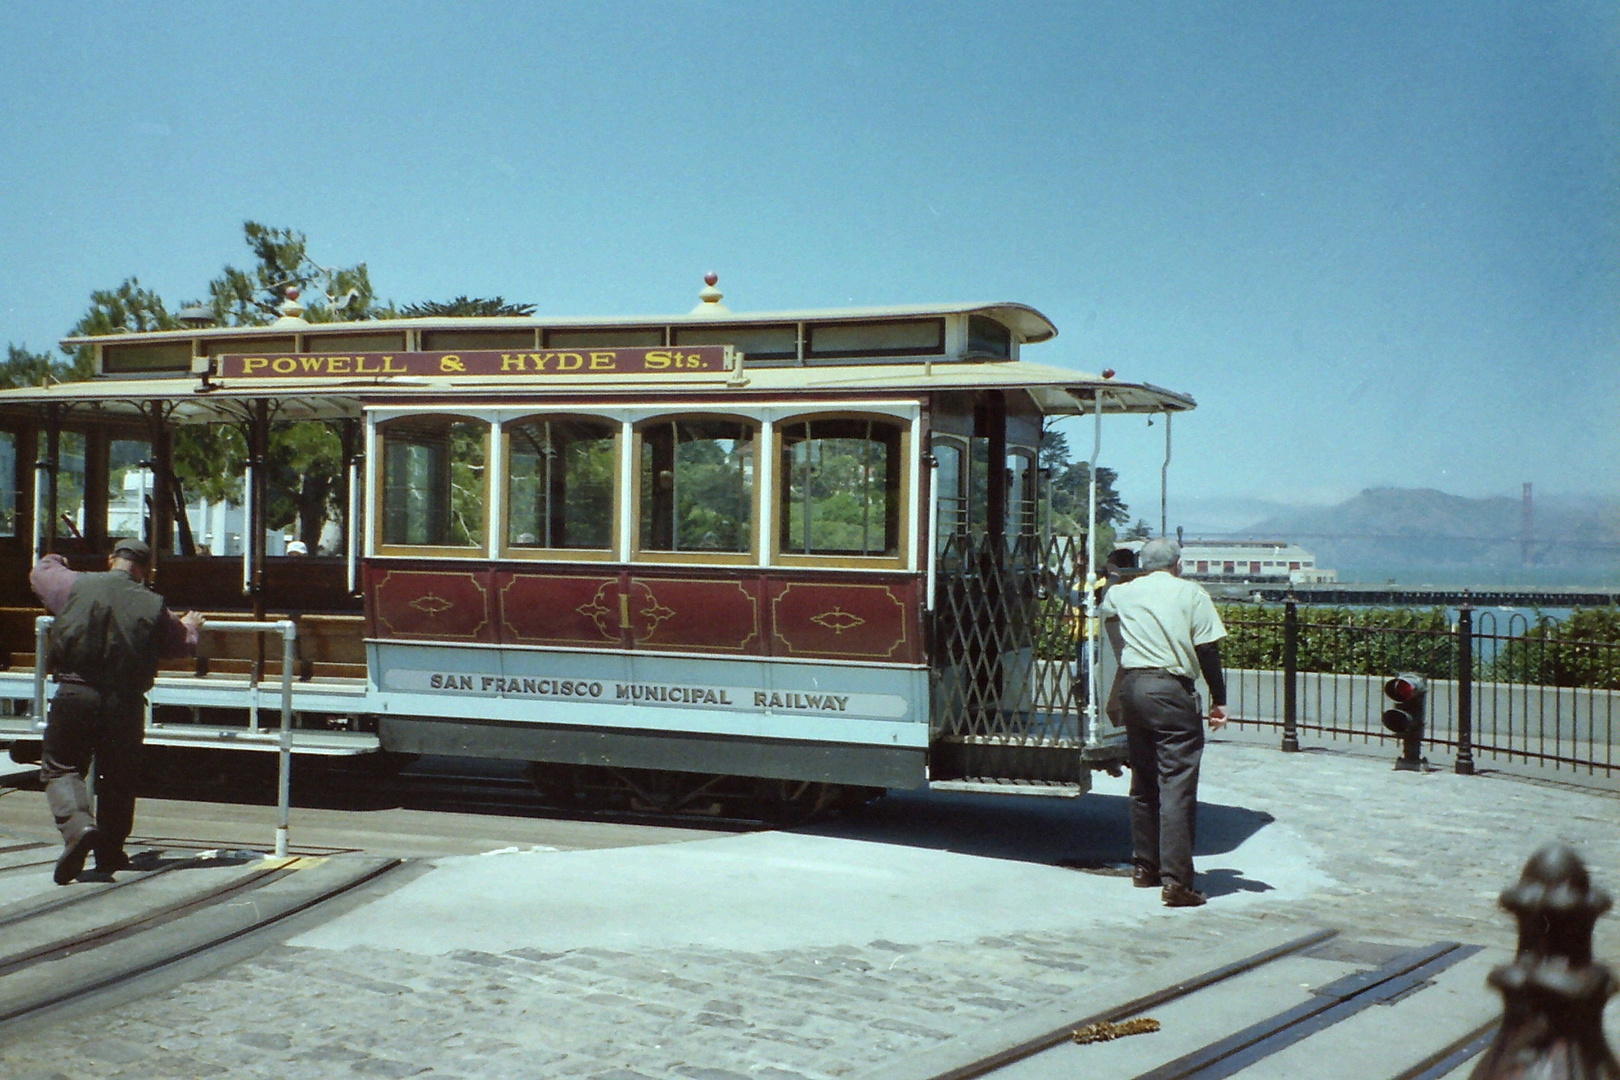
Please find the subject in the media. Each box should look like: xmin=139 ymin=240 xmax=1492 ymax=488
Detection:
xmin=1 ymin=737 xmax=1617 ymax=1079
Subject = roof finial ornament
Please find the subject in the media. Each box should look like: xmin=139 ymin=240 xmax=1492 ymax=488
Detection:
xmin=273 ymin=285 xmax=309 ymax=325
xmin=691 ymin=272 xmax=731 ymax=315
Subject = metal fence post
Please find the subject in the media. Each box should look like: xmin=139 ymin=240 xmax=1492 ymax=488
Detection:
xmin=1281 ymin=594 xmax=1299 ymax=752
xmin=1455 ymin=597 xmax=1475 ymax=776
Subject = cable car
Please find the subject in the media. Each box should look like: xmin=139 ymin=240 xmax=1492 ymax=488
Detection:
xmin=0 ymin=278 xmax=1193 ymax=816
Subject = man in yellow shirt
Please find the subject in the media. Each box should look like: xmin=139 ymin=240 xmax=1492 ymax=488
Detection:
xmin=1097 ymin=538 xmax=1228 ymax=907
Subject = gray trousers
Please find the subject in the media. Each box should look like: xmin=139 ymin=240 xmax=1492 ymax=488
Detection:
xmin=1118 ymin=668 xmax=1205 ymax=889
xmin=40 ymin=680 xmax=145 ymax=856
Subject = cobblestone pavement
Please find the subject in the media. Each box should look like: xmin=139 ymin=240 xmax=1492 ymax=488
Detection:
xmin=3 ymin=740 xmax=1618 ymax=1080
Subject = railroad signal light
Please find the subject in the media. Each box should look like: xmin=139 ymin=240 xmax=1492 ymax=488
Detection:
xmin=1381 ymin=673 xmax=1428 ymax=771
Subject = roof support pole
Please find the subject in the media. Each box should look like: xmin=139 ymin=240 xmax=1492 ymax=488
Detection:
xmin=148 ymin=406 xmax=174 ymax=568
xmin=42 ymin=409 xmax=61 ymax=558
xmin=248 ymin=399 xmax=269 ymax=616
xmin=1160 ymin=410 xmax=1172 ymax=538
xmin=340 ymin=419 xmax=360 ymax=593
xmin=1083 ymin=398 xmax=1104 ymax=750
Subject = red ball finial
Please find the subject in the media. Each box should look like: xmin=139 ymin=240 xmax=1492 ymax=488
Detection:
xmin=285 ymin=286 xmax=301 ymax=300
xmin=704 ymin=272 xmax=718 ymax=287
xmin=1102 ymin=368 xmax=1116 ymax=379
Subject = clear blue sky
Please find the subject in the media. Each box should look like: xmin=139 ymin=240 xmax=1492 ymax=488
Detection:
xmin=1 ymin=2 xmax=1614 ymax=519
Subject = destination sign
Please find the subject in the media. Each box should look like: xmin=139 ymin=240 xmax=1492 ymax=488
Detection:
xmin=216 ymin=346 xmax=730 ymax=379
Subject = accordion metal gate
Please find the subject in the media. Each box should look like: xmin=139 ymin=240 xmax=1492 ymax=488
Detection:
xmin=929 ymin=535 xmax=1126 ymax=788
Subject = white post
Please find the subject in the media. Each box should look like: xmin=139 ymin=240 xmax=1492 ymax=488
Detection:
xmin=32 ymin=615 xmax=53 ymax=728
xmin=1083 ymin=400 xmax=1103 ymax=748
xmin=276 ymin=619 xmax=296 ymax=857
xmin=32 ymin=461 xmax=48 ymax=561
xmin=925 ymin=451 xmax=940 ymax=611
xmin=617 ymin=420 xmax=635 ymax=560
xmin=241 ymin=462 xmax=254 ymax=594
xmin=346 ymin=455 xmax=359 ymax=593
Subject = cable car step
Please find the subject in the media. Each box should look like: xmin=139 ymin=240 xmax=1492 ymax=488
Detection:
xmin=928 ymin=778 xmax=1084 ymax=797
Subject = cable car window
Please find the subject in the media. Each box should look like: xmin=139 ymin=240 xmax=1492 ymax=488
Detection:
xmin=639 ymin=418 xmax=754 ymax=554
xmin=806 ymin=319 xmax=944 ymax=358
xmin=966 ymin=315 xmax=1012 ymax=358
xmin=54 ymin=432 xmax=87 ymax=540
xmin=505 ymin=417 xmax=616 ymax=551
xmin=108 ymin=439 xmax=152 ymax=543
xmin=0 ymin=431 xmax=15 ymax=537
xmin=932 ymin=438 xmax=966 ymax=553
xmin=672 ymin=324 xmax=797 ymax=361
xmin=1007 ymin=450 xmax=1037 ymax=538
xmin=379 ymin=416 xmax=487 ymax=548
xmin=967 ymin=437 xmax=990 ymax=541
xmin=421 ymin=329 xmax=537 ymax=351
xmin=779 ymin=418 xmax=901 ymax=557
xmin=545 ymin=327 xmax=664 ymax=349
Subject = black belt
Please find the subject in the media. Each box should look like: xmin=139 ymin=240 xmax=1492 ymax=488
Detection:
xmin=1122 ymin=667 xmax=1196 ymax=689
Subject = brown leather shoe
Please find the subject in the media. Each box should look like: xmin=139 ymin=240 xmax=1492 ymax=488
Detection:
xmin=1161 ymin=883 xmax=1208 ymax=907
xmin=1132 ymin=868 xmax=1160 ymax=888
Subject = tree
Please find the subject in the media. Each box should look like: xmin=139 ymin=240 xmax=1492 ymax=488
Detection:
xmin=0 ymin=344 xmax=84 ymax=389
xmin=205 ymin=222 xmax=386 ymax=326
xmin=1124 ymin=518 xmax=1155 ymax=540
xmin=400 ymin=296 xmax=536 ymax=318
xmin=60 ymin=223 xmax=384 ymax=555
xmin=62 ymin=277 xmax=177 ymax=376
xmin=1039 ymin=419 xmax=1129 ymax=534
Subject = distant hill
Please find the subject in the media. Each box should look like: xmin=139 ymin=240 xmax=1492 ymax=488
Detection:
xmin=1236 ymin=488 xmax=1620 ymax=576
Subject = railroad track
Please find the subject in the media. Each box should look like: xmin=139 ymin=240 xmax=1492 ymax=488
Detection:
xmin=865 ymin=927 xmax=1506 ymax=1080
xmin=0 ymin=847 xmax=402 ymax=1033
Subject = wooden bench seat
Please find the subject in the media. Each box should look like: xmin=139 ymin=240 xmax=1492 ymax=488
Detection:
xmin=0 ymin=608 xmax=369 ymax=683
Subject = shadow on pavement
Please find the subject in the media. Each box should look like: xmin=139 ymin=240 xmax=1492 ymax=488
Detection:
xmin=802 ymin=787 xmax=1276 ymax=871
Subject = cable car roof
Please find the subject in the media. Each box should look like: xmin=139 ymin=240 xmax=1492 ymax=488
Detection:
xmin=0 ymin=358 xmax=1193 ymax=425
xmin=60 ymin=301 xmax=1061 ymax=347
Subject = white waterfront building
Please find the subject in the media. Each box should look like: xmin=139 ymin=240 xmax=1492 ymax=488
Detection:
xmin=1132 ymin=538 xmax=1336 ymax=584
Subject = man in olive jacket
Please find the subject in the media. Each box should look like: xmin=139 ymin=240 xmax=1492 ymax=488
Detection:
xmin=31 ymin=539 xmax=203 ymax=884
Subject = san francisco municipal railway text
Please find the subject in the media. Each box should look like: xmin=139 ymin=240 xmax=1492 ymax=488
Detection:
xmin=423 ymin=673 xmax=851 ymax=712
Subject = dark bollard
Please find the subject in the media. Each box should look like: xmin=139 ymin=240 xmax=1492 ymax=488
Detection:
xmin=1471 ymin=844 xmax=1618 ymax=1079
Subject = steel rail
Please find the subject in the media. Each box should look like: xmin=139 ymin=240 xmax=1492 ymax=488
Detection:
xmin=919 ymin=927 xmax=1338 ymax=1080
xmin=1386 ymin=1018 xmax=1499 ymax=1080
xmin=1129 ymin=942 xmax=1481 ymax=1080
xmin=0 ymin=858 xmax=281 ymax=975
xmin=0 ymin=856 xmax=199 ymax=932
xmin=0 ymin=856 xmax=402 ymax=1027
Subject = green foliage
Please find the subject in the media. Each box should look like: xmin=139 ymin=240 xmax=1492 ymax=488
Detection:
xmin=785 ymin=435 xmax=891 ymax=554
xmin=1218 ymin=604 xmax=1456 ymax=680
xmin=1124 ymin=518 xmax=1154 ymax=540
xmin=1038 ymin=423 xmax=1128 ymax=535
xmin=64 ymin=277 xmax=177 ymax=375
xmin=206 ymin=222 xmax=385 ymax=326
xmin=0 ymin=344 xmax=85 ymax=388
xmin=1217 ymin=603 xmax=1620 ymax=690
xmin=399 ymin=296 xmax=536 ymax=318
xmin=1487 ymin=608 xmax=1620 ymax=690
xmin=171 ymin=425 xmax=246 ymax=505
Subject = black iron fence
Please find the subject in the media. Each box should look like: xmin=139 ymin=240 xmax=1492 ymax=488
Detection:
xmin=1220 ymin=600 xmax=1620 ymax=775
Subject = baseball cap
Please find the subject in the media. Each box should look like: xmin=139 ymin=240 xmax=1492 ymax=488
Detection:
xmin=112 ymin=538 xmax=152 ymax=564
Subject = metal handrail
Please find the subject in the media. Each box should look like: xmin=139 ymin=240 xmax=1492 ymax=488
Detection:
xmin=31 ymin=615 xmax=300 ymax=857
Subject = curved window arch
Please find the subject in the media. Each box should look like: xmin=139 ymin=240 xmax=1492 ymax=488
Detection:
xmin=503 ymin=415 xmax=617 ymax=554
xmin=776 ymin=414 xmax=905 ymax=562
xmin=378 ymin=414 xmax=488 ymax=550
xmin=636 ymin=415 xmax=756 ymax=557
